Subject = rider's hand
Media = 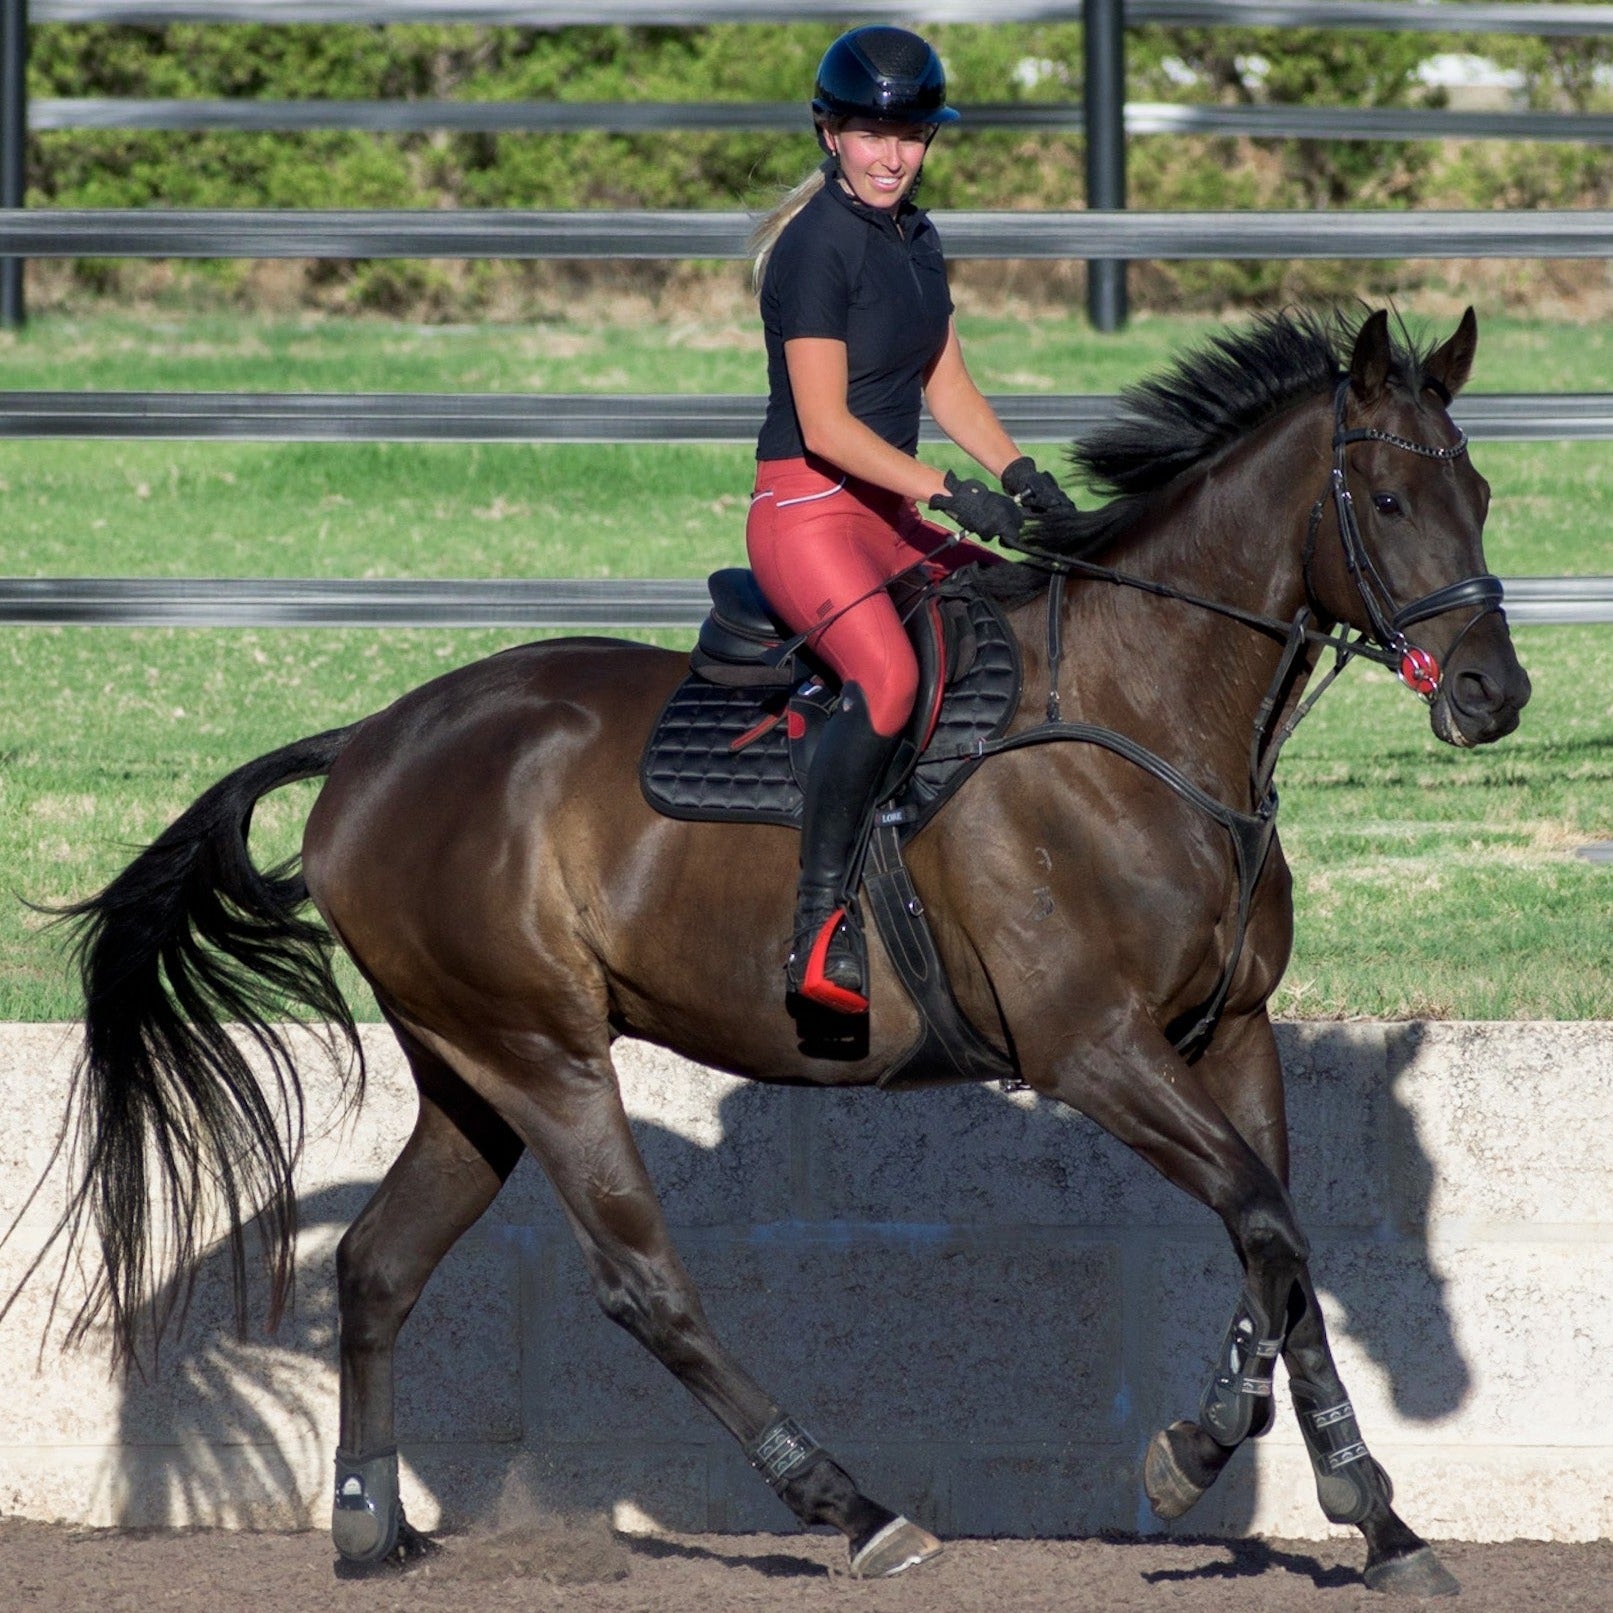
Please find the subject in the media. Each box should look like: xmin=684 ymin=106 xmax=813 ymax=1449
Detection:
xmin=928 ymin=469 xmax=1025 ymax=545
xmin=1001 ymin=455 xmax=1078 ymax=518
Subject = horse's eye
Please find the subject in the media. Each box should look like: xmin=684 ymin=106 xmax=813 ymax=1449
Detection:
xmin=1372 ymin=492 xmax=1403 ymax=517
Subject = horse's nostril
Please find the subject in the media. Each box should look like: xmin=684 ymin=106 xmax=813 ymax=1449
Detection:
xmin=1452 ymin=667 xmax=1501 ymax=715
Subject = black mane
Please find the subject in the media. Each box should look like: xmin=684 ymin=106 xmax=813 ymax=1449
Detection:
xmin=992 ymin=306 xmax=1442 ymax=579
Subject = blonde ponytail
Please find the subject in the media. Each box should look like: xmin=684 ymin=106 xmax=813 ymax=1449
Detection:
xmin=748 ymin=165 xmax=828 ymax=294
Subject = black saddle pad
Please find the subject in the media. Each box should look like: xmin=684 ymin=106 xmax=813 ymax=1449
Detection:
xmin=640 ymin=575 xmax=1023 ymax=837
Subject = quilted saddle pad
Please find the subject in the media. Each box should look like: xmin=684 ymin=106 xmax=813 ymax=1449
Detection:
xmin=640 ymin=577 xmax=1023 ymax=836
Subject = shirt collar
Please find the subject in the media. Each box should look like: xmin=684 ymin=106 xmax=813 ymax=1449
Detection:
xmin=818 ymin=155 xmax=927 ymax=237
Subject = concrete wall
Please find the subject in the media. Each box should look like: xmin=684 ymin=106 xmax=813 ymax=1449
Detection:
xmin=1 ymin=1020 xmax=1608 ymax=1543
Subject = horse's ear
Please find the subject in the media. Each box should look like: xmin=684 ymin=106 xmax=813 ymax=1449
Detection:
xmin=1424 ymin=305 xmax=1479 ymax=401
xmin=1348 ymin=309 xmax=1393 ymax=403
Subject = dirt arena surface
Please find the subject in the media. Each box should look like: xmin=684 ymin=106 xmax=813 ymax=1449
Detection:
xmin=4 ymin=1518 xmax=1608 ymax=1613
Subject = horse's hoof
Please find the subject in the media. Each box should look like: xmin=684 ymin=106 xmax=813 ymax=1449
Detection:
xmin=848 ymin=1517 xmax=943 ymax=1578
xmin=1363 ymin=1545 xmax=1460 ymax=1598
xmin=332 ymin=1513 xmax=439 ymax=1577
xmin=394 ymin=1518 xmax=442 ymax=1566
xmin=1144 ymin=1422 xmax=1208 ymax=1521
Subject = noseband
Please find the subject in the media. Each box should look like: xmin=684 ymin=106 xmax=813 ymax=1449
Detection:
xmin=1306 ymin=380 xmax=1503 ymax=700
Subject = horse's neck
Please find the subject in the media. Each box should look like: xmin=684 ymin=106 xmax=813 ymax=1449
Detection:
xmin=1052 ymin=399 xmax=1328 ymax=801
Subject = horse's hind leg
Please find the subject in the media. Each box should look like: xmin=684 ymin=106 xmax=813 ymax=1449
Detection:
xmin=1147 ymin=1012 xmax=1458 ymax=1597
xmin=445 ymin=1032 xmax=939 ymax=1578
xmin=332 ymin=1021 xmax=523 ymax=1569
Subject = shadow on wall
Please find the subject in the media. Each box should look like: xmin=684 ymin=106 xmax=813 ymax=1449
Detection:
xmin=108 ymin=1036 xmax=1470 ymax=1538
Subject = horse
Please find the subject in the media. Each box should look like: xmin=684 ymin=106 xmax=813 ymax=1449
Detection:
xmin=34 ymin=307 xmax=1529 ymax=1594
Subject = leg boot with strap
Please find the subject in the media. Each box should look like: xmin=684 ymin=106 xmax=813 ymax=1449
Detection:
xmin=786 ymin=683 xmax=907 ymax=1015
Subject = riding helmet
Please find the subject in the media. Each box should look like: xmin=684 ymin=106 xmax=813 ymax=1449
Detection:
xmin=810 ymin=26 xmax=961 ymax=128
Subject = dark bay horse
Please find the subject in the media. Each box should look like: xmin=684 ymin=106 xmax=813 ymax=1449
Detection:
xmin=39 ymin=308 xmax=1528 ymax=1593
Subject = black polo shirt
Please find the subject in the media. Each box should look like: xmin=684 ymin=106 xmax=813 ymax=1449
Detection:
xmin=756 ymin=167 xmax=954 ymax=461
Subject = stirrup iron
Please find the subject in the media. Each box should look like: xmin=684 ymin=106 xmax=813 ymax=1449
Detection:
xmin=787 ymin=899 xmax=869 ymax=1014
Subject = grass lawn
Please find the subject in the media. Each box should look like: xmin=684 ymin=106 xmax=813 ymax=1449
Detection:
xmin=1 ymin=307 xmax=1609 ymax=1021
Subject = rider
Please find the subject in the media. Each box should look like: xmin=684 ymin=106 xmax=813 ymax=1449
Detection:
xmin=746 ymin=24 xmax=1075 ymax=1016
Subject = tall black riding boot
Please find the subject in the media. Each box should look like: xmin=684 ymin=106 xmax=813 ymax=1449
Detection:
xmin=786 ymin=683 xmax=903 ymax=1015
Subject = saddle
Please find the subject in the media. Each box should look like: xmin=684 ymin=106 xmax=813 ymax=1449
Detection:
xmin=642 ymin=565 xmax=1020 ymax=840
xmin=639 ymin=565 xmax=1024 ymax=1088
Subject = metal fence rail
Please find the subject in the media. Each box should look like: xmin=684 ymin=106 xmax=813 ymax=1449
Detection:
xmin=27 ymin=1 xmax=1613 ymax=34
xmin=2 ymin=573 xmax=1606 ymax=627
xmin=4 ymin=390 xmax=1611 ymax=443
xmin=32 ymin=99 xmax=1613 ymax=146
xmin=6 ymin=207 xmax=1613 ymax=259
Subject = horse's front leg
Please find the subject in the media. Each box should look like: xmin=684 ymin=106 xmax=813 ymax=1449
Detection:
xmin=1023 ymin=1009 xmax=1455 ymax=1595
xmin=1023 ymin=1014 xmax=1307 ymax=1492
xmin=1157 ymin=1010 xmax=1459 ymax=1597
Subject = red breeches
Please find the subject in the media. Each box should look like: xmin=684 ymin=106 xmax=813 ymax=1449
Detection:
xmin=746 ymin=456 xmax=997 ymax=738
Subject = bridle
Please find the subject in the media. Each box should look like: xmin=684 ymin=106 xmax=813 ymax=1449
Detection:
xmin=1303 ymin=378 xmax=1503 ymax=700
xmin=1002 ymin=374 xmax=1505 ymax=710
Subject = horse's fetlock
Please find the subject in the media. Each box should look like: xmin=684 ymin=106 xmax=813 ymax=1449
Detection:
xmin=746 ymin=1415 xmax=825 ymax=1496
xmin=1292 ymin=1380 xmax=1386 ymax=1525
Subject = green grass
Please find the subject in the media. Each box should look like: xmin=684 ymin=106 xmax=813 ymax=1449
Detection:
xmin=1 ymin=308 xmax=1609 ymax=1021
xmin=1270 ymin=632 xmax=1613 ymax=1020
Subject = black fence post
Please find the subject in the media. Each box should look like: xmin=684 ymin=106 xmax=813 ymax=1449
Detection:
xmin=1 ymin=0 xmax=25 ymax=329
xmin=1083 ymin=0 xmax=1127 ymax=331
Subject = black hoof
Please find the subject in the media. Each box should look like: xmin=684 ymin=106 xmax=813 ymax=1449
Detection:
xmin=395 ymin=1518 xmax=442 ymax=1565
xmin=1143 ymin=1421 xmax=1210 ymax=1521
xmin=333 ymin=1517 xmax=440 ymax=1578
xmin=1363 ymin=1545 xmax=1460 ymax=1598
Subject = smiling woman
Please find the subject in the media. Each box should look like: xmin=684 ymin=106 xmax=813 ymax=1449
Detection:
xmin=744 ymin=25 xmax=1080 ymax=1015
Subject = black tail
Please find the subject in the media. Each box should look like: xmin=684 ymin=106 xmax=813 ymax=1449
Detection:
xmin=21 ymin=725 xmax=363 ymax=1373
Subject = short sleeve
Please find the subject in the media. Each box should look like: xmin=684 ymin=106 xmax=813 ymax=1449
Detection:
xmin=768 ymin=214 xmax=855 ymax=344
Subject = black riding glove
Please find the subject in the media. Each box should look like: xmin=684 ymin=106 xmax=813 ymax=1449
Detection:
xmin=928 ymin=469 xmax=1025 ymax=545
xmin=1001 ymin=455 xmax=1077 ymax=517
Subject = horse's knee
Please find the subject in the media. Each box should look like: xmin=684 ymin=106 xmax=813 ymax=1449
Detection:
xmin=1234 ymin=1191 xmax=1310 ymax=1269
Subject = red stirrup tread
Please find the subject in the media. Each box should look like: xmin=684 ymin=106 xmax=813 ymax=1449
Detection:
xmin=800 ymin=907 xmax=869 ymax=1014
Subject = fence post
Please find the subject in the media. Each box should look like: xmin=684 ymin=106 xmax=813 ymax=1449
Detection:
xmin=1 ymin=0 xmax=24 ymax=329
xmin=1083 ymin=0 xmax=1127 ymax=331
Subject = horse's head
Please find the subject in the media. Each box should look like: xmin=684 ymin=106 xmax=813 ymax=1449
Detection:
xmin=1306 ymin=308 xmax=1531 ymax=748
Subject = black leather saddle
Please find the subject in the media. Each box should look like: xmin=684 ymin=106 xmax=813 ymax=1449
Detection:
xmin=640 ymin=565 xmax=1022 ymax=838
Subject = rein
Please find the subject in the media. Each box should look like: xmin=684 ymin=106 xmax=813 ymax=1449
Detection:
xmin=1004 ymin=377 xmax=1503 ymax=709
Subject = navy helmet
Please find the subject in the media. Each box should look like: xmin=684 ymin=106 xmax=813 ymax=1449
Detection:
xmin=810 ymin=26 xmax=960 ymax=128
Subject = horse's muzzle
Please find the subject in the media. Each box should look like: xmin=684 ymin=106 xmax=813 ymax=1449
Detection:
xmin=1429 ymin=621 xmax=1532 ymax=748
